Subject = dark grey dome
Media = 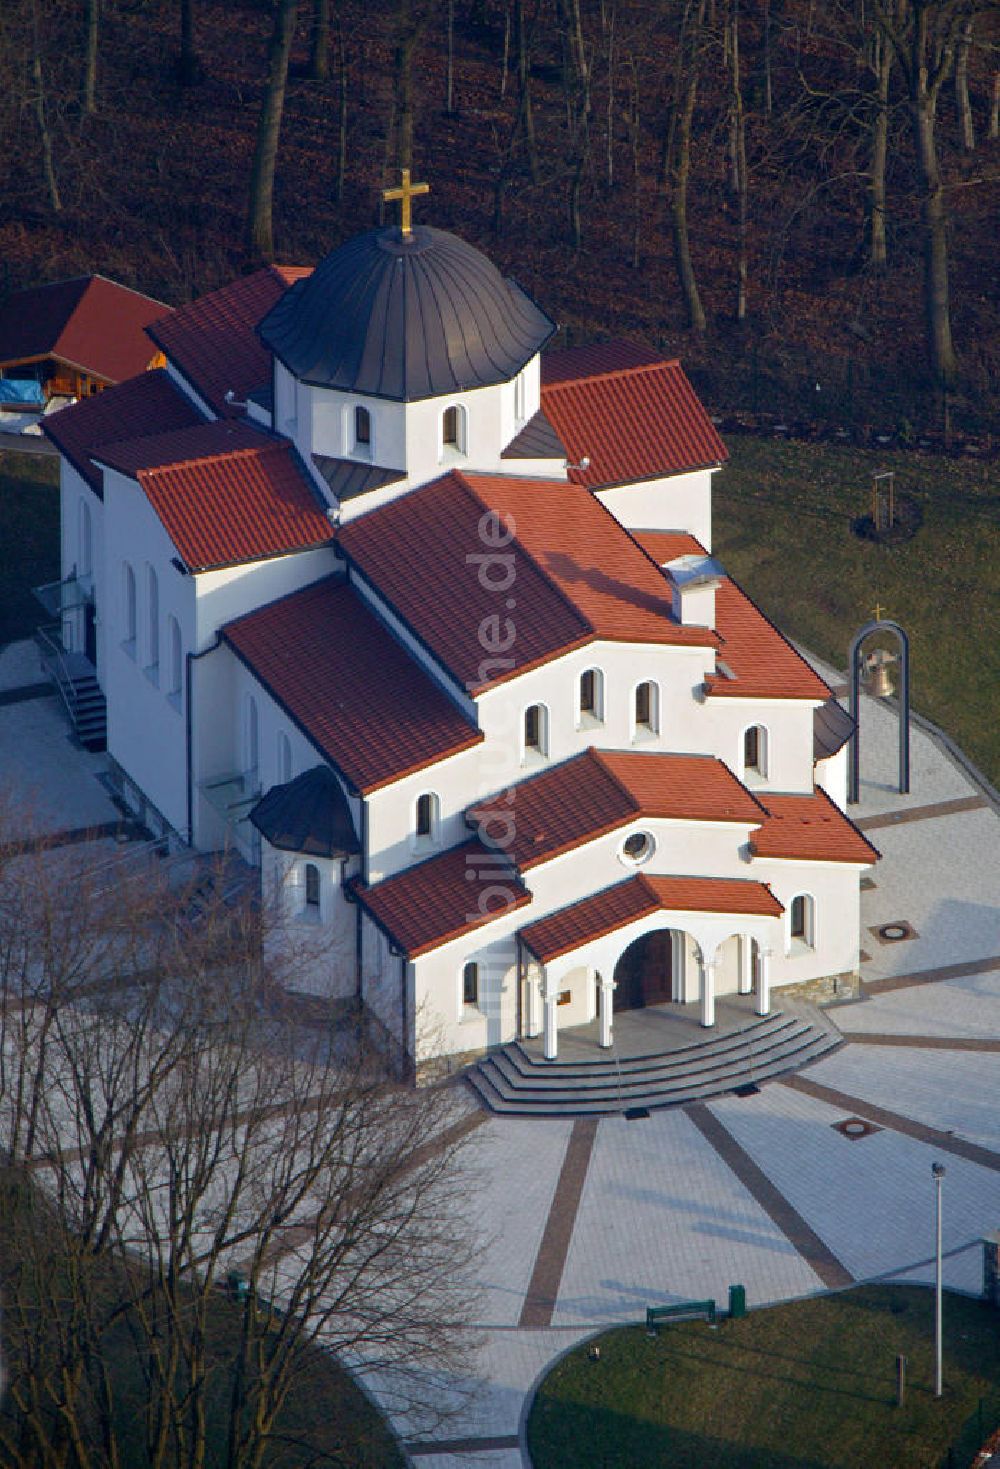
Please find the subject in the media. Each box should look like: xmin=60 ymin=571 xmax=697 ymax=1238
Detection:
xmin=257 ymin=225 xmax=556 ymax=402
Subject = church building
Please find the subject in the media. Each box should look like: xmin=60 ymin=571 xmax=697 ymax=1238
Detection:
xmin=43 ymin=175 xmax=877 ymax=1075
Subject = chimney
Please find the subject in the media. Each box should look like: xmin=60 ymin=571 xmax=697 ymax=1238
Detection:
xmin=663 ymin=554 xmax=723 ymax=627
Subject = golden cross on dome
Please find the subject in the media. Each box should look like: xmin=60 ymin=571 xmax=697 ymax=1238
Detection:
xmin=872 ymin=602 xmax=886 ymax=622
xmin=382 ymin=168 xmax=430 ymax=236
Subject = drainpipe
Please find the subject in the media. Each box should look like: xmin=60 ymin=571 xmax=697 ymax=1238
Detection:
xmin=185 ymin=634 xmax=221 ymax=846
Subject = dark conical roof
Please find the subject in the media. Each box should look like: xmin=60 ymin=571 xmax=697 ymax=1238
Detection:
xmin=249 ymin=766 xmax=359 ymax=858
xmin=257 ymin=226 xmax=556 ymax=402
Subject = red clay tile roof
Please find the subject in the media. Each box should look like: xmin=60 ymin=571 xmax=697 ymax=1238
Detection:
xmin=542 ymin=341 xmax=664 ymax=385
xmin=635 ymin=531 xmax=833 ymax=702
xmin=95 ymin=420 xmax=334 ymax=570
xmin=521 ymin=874 xmax=783 ymax=963
xmin=751 ymin=791 xmax=879 ymax=865
xmin=146 ymin=265 xmax=311 ymax=417
xmin=41 ymin=367 xmax=205 ymax=495
xmin=0 ymin=274 xmax=169 ymax=383
xmin=633 ymin=531 xmax=707 ymax=562
xmin=468 ymin=748 xmax=763 ymax=871
xmin=348 ymin=839 xmax=531 ymax=958
xmin=707 ymin=579 xmax=832 ymax=701
xmin=337 ymin=470 xmax=717 ymax=693
xmin=223 ymin=577 xmax=483 ymax=794
xmin=539 ymin=345 xmax=728 ymax=490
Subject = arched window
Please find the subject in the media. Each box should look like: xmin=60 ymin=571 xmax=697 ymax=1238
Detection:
xmin=244 ymin=695 xmax=259 ymax=787
xmin=122 ymin=562 xmax=137 ymax=655
xmin=167 ymin=616 xmax=182 ymax=701
xmin=304 ymin=862 xmax=320 ymax=910
xmin=462 ymin=961 xmax=479 ymax=1007
xmin=743 ymin=724 xmax=768 ymax=778
xmin=146 ymin=566 xmax=159 ymax=673
xmin=790 ymin=893 xmax=815 ymax=948
xmin=514 ymin=371 xmax=526 ymax=424
xmin=78 ymin=500 xmax=92 ymax=578
xmin=441 ymin=404 xmax=467 ymax=454
xmin=354 ymin=404 xmax=371 ymax=449
xmin=277 ymin=731 xmax=292 ymax=785
xmin=578 ymin=667 xmax=604 ymax=725
xmin=523 ymin=703 xmax=548 ymax=759
xmin=633 ymin=680 xmax=659 ymax=739
xmin=415 ymin=791 xmax=440 ymax=841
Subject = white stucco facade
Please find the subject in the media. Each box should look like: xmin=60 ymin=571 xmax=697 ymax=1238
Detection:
xmin=49 ymin=223 xmax=868 ymax=1071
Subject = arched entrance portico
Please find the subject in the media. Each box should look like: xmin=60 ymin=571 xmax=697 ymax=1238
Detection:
xmin=612 ymin=929 xmax=681 ymax=1011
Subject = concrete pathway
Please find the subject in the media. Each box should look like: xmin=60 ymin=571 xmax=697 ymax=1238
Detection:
xmin=3 ymin=641 xmax=1000 ymax=1467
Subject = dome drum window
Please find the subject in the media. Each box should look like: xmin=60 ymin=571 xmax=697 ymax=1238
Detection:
xmin=354 ymin=405 xmax=371 ymax=451
xmin=441 ymin=404 xmax=467 ymax=456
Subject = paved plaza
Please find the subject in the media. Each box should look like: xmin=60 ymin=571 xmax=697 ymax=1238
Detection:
xmin=2 ymin=640 xmax=999 ymax=1467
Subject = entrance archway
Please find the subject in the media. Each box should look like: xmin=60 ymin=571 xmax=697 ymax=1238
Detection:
xmin=613 ymin=930 xmax=677 ymax=1012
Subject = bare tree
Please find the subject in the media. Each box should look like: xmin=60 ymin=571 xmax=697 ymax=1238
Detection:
xmin=82 ymin=0 xmax=99 ymax=114
xmin=0 ymin=822 xmax=479 ymax=1467
xmin=29 ymin=0 xmax=60 ymax=212
xmin=727 ymin=0 xmax=749 ymax=322
xmin=953 ymin=15 xmax=975 ymax=149
xmin=308 ymin=0 xmax=330 ymax=82
xmin=178 ymin=0 xmax=200 ymax=86
xmin=874 ymin=0 xmax=974 ymax=386
xmin=247 ymin=0 xmax=299 ymax=262
xmin=662 ymin=0 xmax=709 ymax=332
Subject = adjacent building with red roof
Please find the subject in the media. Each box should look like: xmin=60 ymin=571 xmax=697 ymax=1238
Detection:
xmin=0 ymin=274 xmax=168 ymax=402
xmin=42 ymin=200 xmax=871 ymax=1075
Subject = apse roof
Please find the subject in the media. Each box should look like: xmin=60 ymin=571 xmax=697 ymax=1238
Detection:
xmin=249 ymin=766 xmax=359 ymax=858
xmin=257 ymin=225 xmax=556 ymax=401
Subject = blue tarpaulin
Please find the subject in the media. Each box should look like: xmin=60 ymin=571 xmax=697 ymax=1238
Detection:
xmin=0 ymin=379 xmax=45 ymax=407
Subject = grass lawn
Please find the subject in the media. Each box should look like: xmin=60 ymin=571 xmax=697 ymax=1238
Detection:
xmin=0 ymin=448 xmax=60 ymax=646
xmin=714 ymin=439 xmax=1000 ymax=788
xmin=528 ymin=1285 xmax=1000 ymax=1469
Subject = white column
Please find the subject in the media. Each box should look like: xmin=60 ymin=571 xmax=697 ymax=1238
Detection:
xmin=756 ymin=948 xmax=771 ymax=1016
xmin=542 ymin=979 xmax=558 ymax=1060
xmin=598 ymin=976 xmax=615 ymax=1048
xmin=737 ymin=934 xmax=753 ymax=995
xmin=526 ymin=968 xmax=542 ymax=1037
xmin=700 ymin=956 xmax=716 ymax=1028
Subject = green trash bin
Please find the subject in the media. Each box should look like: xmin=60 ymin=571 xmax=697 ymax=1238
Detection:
xmin=729 ymin=1284 xmax=747 ymax=1319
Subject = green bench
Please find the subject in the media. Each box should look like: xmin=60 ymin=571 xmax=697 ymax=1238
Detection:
xmin=646 ymin=1298 xmax=716 ymax=1330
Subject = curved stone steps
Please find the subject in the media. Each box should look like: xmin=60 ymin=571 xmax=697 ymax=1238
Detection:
xmin=502 ymin=1013 xmax=802 ymax=1082
xmin=465 ymin=1014 xmax=842 ymax=1117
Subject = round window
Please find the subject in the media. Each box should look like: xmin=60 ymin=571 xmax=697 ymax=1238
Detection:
xmin=620 ymin=831 xmax=654 ymax=865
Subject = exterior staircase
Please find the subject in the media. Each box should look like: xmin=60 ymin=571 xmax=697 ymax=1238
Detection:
xmin=35 ymin=629 xmax=107 ymax=750
xmin=465 ymin=1008 xmax=842 ymax=1117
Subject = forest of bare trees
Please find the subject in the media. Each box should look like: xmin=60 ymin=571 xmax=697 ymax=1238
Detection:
xmin=0 ymin=816 xmax=480 ymax=1465
xmin=0 ymin=0 xmax=996 ymax=430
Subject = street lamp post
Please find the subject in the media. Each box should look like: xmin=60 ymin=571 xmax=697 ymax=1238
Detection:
xmin=933 ymin=1161 xmax=945 ymax=1398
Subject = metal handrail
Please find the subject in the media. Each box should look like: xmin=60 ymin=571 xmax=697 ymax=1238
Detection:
xmin=34 ymin=622 xmax=78 ymax=725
